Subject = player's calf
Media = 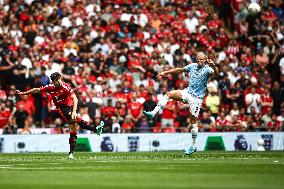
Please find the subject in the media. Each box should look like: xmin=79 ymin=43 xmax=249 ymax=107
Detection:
xmin=191 ymin=123 xmax=198 ymax=146
xmin=69 ymin=131 xmax=77 ymax=157
xmin=184 ymin=123 xmax=198 ymax=155
xmin=76 ymin=117 xmax=104 ymax=135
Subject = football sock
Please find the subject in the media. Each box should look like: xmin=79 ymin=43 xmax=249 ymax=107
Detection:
xmin=69 ymin=132 xmax=77 ymax=154
xmin=191 ymin=123 xmax=198 ymax=147
xmin=151 ymin=94 xmax=169 ymax=115
xmin=76 ymin=118 xmax=96 ymax=132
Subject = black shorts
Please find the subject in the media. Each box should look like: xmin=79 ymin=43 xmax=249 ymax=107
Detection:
xmin=57 ymin=105 xmax=76 ymax=123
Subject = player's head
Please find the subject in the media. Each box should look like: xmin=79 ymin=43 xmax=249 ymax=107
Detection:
xmin=50 ymin=72 xmax=62 ymax=87
xmin=196 ymin=52 xmax=207 ymax=68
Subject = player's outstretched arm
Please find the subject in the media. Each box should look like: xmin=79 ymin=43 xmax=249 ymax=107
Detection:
xmin=15 ymin=88 xmax=41 ymax=95
xmin=207 ymin=59 xmax=219 ymax=78
xmin=157 ymin=68 xmax=184 ymax=79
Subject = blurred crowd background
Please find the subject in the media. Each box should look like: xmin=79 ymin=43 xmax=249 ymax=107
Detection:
xmin=0 ymin=0 xmax=283 ymax=134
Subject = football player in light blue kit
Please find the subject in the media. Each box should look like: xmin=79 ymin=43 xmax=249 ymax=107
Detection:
xmin=143 ymin=52 xmax=219 ymax=155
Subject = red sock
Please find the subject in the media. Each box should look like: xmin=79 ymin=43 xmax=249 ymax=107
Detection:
xmin=69 ymin=132 xmax=77 ymax=154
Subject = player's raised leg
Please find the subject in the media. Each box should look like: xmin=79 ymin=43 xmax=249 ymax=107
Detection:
xmin=75 ymin=116 xmax=104 ymax=135
xmin=64 ymin=109 xmax=104 ymax=135
xmin=143 ymin=90 xmax=183 ymax=120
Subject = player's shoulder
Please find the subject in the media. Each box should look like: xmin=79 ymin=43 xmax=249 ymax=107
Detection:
xmin=61 ymin=82 xmax=74 ymax=92
xmin=204 ymin=64 xmax=211 ymax=69
xmin=185 ymin=63 xmax=198 ymax=67
xmin=184 ymin=63 xmax=197 ymax=71
xmin=61 ymin=82 xmax=71 ymax=87
xmin=204 ymin=64 xmax=214 ymax=72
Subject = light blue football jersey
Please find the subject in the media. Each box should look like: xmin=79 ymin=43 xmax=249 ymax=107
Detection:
xmin=183 ymin=63 xmax=214 ymax=99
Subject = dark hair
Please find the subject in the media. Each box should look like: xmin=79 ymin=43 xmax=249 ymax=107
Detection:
xmin=50 ymin=72 xmax=61 ymax=82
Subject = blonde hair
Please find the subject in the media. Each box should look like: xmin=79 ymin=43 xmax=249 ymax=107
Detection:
xmin=196 ymin=52 xmax=207 ymax=58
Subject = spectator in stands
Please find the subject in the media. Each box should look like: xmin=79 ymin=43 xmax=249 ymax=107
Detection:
xmin=16 ymin=95 xmax=35 ymax=116
xmin=161 ymin=99 xmax=176 ymax=129
xmin=11 ymin=54 xmax=27 ymax=91
xmin=199 ymin=111 xmax=215 ymax=132
xmin=51 ymin=118 xmax=67 ymax=134
xmin=271 ymin=81 xmax=284 ymax=115
xmin=2 ymin=123 xmax=17 ymax=134
xmin=216 ymin=111 xmax=229 ymax=132
xmin=230 ymin=102 xmax=240 ymax=117
xmin=267 ymin=114 xmax=282 ymax=131
xmin=111 ymin=116 xmax=121 ymax=133
xmin=245 ymin=86 xmax=261 ymax=114
xmin=0 ymin=101 xmax=11 ymax=129
xmin=121 ymin=115 xmax=135 ymax=133
xmin=19 ymin=116 xmax=33 ymax=134
xmin=102 ymin=99 xmax=116 ymax=132
xmin=261 ymin=107 xmax=273 ymax=131
xmin=260 ymin=87 xmax=274 ymax=115
xmin=137 ymin=116 xmax=151 ymax=133
xmin=277 ymin=108 xmax=284 ymax=131
xmin=205 ymin=88 xmax=220 ymax=119
xmin=13 ymin=104 xmax=29 ymax=129
xmin=128 ymin=92 xmax=143 ymax=125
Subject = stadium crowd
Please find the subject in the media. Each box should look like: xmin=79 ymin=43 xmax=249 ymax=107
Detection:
xmin=0 ymin=0 xmax=283 ymax=134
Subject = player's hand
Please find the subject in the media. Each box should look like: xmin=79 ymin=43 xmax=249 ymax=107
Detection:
xmin=15 ymin=90 xmax=22 ymax=95
xmin=71 ymin=111 xmax=77 ymax=120
xmin=156 ymin=72 xmax=165 ymax=80
xmin=207 ymin=59 xmax=215 ymax=66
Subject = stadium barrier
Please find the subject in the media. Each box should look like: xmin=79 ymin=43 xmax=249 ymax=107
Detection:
xmin=0 ymin=132 xmax=283 ymax=153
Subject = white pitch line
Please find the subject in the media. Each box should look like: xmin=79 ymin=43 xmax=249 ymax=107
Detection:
xmin=0 ymin=162 xmax=62 ymax=166
xmin=0 ymin=166 xmax=74 ymax=170
xmin=0 ymin=166 xmax=119 ymax=170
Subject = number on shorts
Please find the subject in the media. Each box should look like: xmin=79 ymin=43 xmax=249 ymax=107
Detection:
xmin=195 ymin=106 xmax=199 ymax=114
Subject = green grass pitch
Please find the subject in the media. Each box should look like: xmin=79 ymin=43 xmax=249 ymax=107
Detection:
xmin=0 ymin=151 xmax=283 ymax=189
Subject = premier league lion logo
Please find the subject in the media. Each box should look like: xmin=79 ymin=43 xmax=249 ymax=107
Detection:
xmin=100 ymin=136 xmax=114 ymax=152
xmin=234 ymin=135 xmax=248 ymax=151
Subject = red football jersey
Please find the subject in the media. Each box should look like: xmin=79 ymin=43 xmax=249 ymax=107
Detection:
xmin=260 ymin=95 xmax=273 ymax=115
xmin=162 ymin=100 xmax=176 ymax=119
xmin=128 ymin=101 xmax=143 ymax=119
xmin=0 ymin=109 xmax=11 ymax=128
xmin=267 ymin=121 xmax=281 ymax=131
xmin=40 ymin=82 xmax=75 ymax=107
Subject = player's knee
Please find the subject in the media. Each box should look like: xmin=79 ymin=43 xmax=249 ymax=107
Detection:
xmin=69 ymin=124 xmax=77 ymax=132
xmin=190 ymin=116 xmax=197 ymax=124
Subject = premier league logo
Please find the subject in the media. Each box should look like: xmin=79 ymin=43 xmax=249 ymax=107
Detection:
xmin=234 ymin=135 xmax=248 ymax=151
xmin=0 ymin=138 xmax=4 ymax=153
xmin=152 ymin=140 xmax=160 ymax=152
xmin=100 ymin=137 xmax=114 ymax=152
xmin=261 ymin=134 xmax=273 ymax=151
xmin=128 ymin=136 xmax=139 ymax=152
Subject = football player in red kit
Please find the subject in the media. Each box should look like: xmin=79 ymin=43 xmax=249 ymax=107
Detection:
xmin=15 ymin=72 xmax=104 ymax=159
